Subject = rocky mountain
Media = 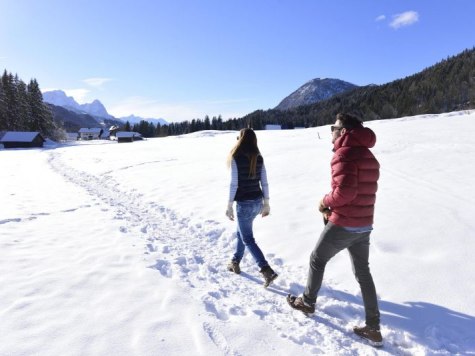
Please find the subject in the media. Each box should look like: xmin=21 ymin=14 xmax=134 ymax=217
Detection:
xmin=42 ymin=90 xmax=80 ymax=111
xmin=80 ymin=100 xmax=113 ymax=119
xmin=43 ymin=90 xmax=113 ymax=119
xmin=42 ymin=90 xmax=168 ymax=128
xmin=275 ymin=78 xmax=358 ymax=111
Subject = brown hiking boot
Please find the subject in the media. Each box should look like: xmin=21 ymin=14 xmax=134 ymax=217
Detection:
xmin=353 ymin=325 xmax=383 ymax=347
xmin=227 ymin=260 xmax=241 ymax=274
xmin=286 ymin=294 xmax=315 ymax=314
xmin=260 ymin=266 xmax=278 ymax=288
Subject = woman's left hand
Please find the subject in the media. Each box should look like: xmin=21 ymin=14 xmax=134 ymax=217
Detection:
xmin=261 ymin=199 xmax=270 ymax=217
xmin=225 ymin=202 xmax=234 ymax=221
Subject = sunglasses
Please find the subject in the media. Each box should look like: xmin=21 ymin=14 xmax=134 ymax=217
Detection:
xmin=331 ymin=125 xmax=344 ymax=132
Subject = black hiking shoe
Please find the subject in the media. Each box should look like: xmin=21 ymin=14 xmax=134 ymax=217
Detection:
xmin=353 ymin=325 xmax=383 ymax=347
xmin=286 ymin=294 xmax=315 ymax=314
xmin=227 ymin=260 xmax=241 ymax=274
xmin=260 ymin=266 xmax=278 ymax=288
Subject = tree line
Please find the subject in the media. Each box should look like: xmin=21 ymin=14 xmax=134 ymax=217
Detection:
xmin=123 ymin=115 xmax=247 ymax=138
xmin=0 ymin=70 xmax=65 ymax=140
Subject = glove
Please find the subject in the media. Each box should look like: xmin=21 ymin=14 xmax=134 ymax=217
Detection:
xmin=261 ymin=198 xmax=270 ymax=217
xmin=319 ymin=198 xmax=331 ymax=219
xmin=225 ymin=202 xmax=234 ymax=221
xmin=318 ymin=198 xmax=330 ymax=213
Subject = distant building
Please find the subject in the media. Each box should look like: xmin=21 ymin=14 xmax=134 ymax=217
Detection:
xmin=116 ymin=131 xmax=143 ymax=143
xmin=66 ymin=132 xmax=79 ymax=141
xmin=78 ymin=128 xmax=103 ymax=140
xmin=265 ymin=124 xmax=282 ymax=130
xmin=0 ymin=131 xmax=45 ymax=148
xmin=108 ymin=125 xmax=120 ymax=140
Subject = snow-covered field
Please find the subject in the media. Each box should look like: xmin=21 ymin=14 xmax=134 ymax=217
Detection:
xmin=1 ymin=111 xmax=474 ymax=355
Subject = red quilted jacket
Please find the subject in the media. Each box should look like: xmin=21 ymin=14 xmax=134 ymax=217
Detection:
xmin=322 ymin=126 xmax=380 ymax=227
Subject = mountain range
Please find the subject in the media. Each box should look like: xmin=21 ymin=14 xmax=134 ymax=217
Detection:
xmin=42 ymin=90 xmax=168 ymax=130
xmin=44 ymin=78 xmax=354 ymax=131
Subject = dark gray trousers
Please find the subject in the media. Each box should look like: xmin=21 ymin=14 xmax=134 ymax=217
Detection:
xmin=304 ymin=222 xmax=380 ymax=328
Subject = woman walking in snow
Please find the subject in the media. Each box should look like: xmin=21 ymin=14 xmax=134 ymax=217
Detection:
xmin=225 ymin=128 xmax=278 ymax=288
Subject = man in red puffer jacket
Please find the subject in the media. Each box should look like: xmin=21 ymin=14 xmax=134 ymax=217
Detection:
xmin=287 ymin=113 xmax=383 ymax=347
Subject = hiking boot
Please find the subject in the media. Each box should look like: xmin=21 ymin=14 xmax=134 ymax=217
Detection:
xmin=227 ymin=260 xmax=241 ymax=274
xmin=260 ymin=266 xmax=278 ymax=288
xmin=286 ymin=294 xmax=315 ymax=314
xmin=353 ymin=325 xmax=383 ymax=347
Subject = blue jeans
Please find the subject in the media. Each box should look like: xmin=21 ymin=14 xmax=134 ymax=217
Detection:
xmin=232 ymin=199 xmax=269 ymax=269
xmin=304 ymin=222 xmax=380 ymax=328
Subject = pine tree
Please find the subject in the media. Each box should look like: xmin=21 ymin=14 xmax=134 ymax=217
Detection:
xmin=0 ymin=73 xmax=7 ymax=130
xmin=27 ymin=79 xmax=46 ymax=131
xmin=2 ymin=72 xmax=20 ymax=130
xmin=16 ymin=78 xmax=31 ymax=130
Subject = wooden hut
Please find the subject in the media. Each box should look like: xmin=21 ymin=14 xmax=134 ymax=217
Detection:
xmin=116 ymin=131 xmax=143 ymax=143
xmin=0 ymin=131 xmax=45 ymax=148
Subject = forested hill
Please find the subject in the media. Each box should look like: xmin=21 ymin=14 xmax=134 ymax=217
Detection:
xmin=241 ymin=47 xmax=475 ymax=129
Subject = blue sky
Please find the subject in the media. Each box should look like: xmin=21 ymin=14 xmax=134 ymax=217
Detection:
xmin=1 ymin=0 xmax=474 ymax=122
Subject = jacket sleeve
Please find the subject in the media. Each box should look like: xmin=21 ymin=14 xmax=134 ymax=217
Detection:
xmin=260 ymin=162 xmax=270 ymax=199
xmin=228 ymin=159 xmax=238 ymax=202
xmin=323 ymin=158 xmax=358 ymax=208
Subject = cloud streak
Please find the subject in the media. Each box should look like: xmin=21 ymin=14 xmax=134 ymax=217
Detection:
xmin=390 ymin=11 xmax=419 ymax=29
xmin=375 ymin=15 xmax=386 ymax=22
xmin=83 ymin=77 xmax=113 ymax=88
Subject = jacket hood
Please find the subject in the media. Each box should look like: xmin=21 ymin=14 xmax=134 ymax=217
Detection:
xmin=334 ymin=126 xmax=376 ymax=150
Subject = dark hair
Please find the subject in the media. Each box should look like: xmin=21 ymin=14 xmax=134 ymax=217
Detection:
xmin=336 ymin=113 xmax=363 ymax=129
xmin=227 ymin=128 xmax=261 ymax=177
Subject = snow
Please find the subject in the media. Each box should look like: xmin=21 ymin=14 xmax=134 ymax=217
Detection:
xmin=1 ymin=110 xmax=475 ymax=355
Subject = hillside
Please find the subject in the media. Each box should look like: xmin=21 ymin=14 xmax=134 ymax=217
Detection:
xmin=242 ymin=47 xmax=475 ymax=128
xmin=48 ymin=104 xmax=124 ymax=132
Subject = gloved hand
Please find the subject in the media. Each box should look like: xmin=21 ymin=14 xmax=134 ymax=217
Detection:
xmin=261 ymin=198 xmax=270 ymax=217
xmin=225 ymin=202 xmax=234 ymax=221
xmin=319 ymin=198 xmax=331 ymax=220
xmin=318 ymin=199 xmax=328 ymax=213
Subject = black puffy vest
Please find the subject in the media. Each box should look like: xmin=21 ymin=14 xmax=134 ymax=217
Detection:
xmin=234 ymin=153 xmax=263 ymax=201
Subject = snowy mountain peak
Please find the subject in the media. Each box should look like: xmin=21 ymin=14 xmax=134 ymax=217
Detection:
xmin=42 ymin=90 xmax=112 ymax=119
xmin=275 ymin=78 xmax=358 ymax=111
xmin=42 ymin=90 xmax=80 ymax=111
xmin=42 ymin=90 xmax=166 ymax=124
xmin=80 ymin=100 xmax=112 ymax=119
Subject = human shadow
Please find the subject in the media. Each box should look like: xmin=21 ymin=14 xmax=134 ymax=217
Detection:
xmin=292 ymin=285 xmax=475 ymax=354
xmin=238 ymin=271 xmax=290 ymax=297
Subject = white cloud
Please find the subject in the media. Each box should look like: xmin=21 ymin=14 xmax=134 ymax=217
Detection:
xmin=83 ymin=77 xmax=113 ymax=88
xmin=375 ymin=15 xmax=386 ymax=22
xmin=390 ymin=11 xmax=419 ymax=29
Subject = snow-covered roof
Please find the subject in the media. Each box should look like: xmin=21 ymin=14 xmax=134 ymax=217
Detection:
xmin=116 ymin=131 xmax=142 ymax=138
xmin=78 ymin=128 xmax=102 ymax=134
xmin=265 ymin=124 xmax=282 ymax=130
xmin=0 ymin=131 xmax=44 ymax=142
